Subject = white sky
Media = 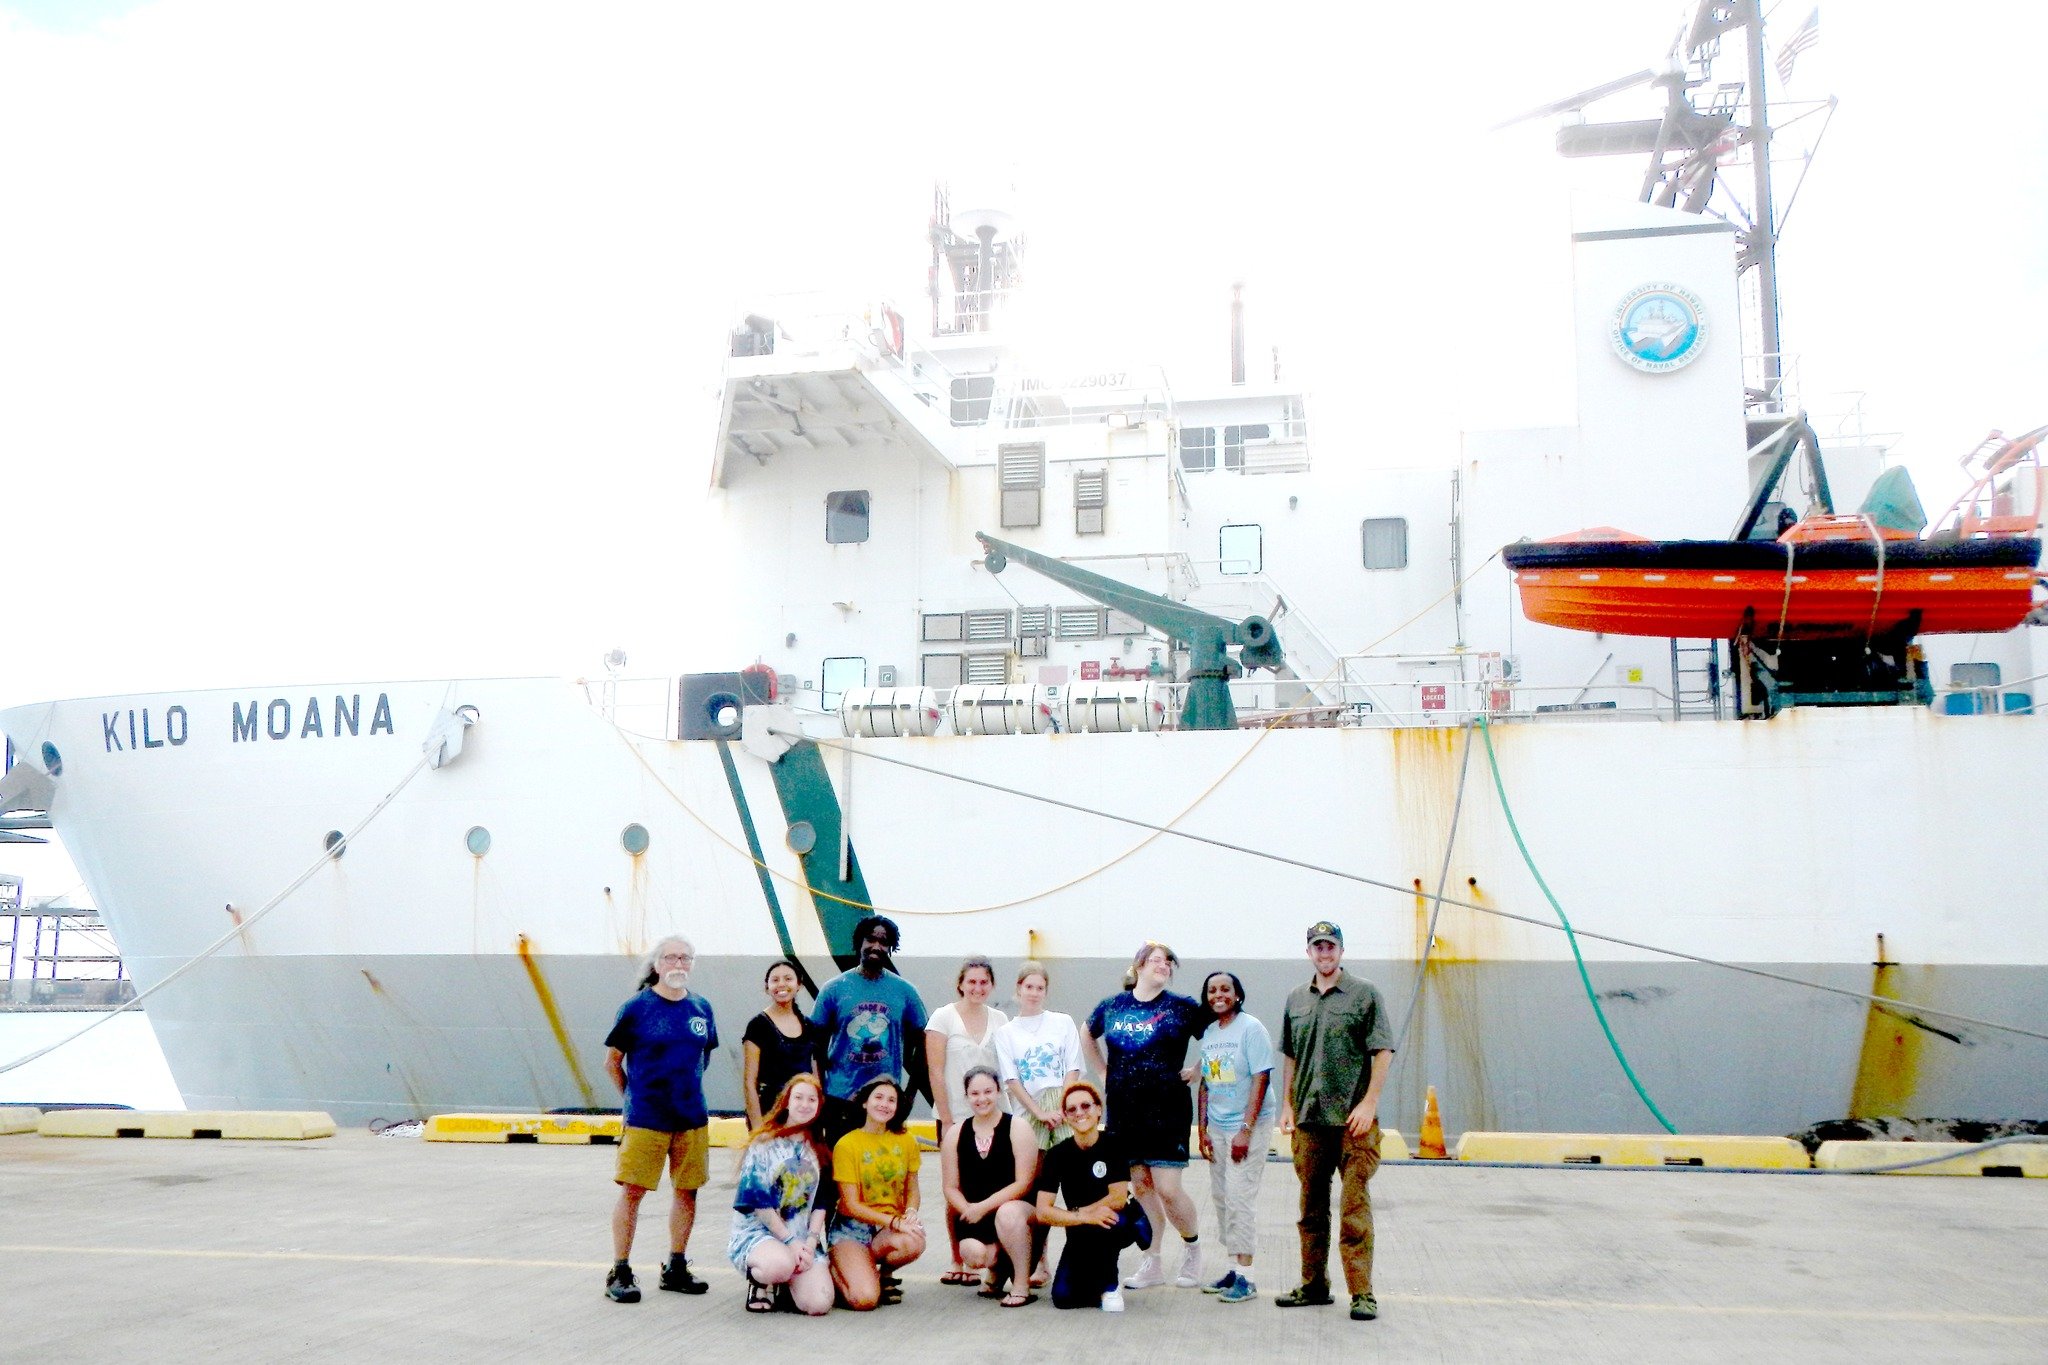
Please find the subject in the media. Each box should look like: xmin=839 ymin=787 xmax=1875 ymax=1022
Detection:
xmin=0 ymin=0 xmax=2042 ymax=729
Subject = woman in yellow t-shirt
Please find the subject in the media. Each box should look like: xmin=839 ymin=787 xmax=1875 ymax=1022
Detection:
xmin=828 ymin=1076 xmax=926 ymax=1309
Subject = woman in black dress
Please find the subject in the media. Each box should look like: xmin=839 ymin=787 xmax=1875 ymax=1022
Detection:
xmin=742 ymin=960 xmax=821 ymax=1129
xmin=940 ymin=1066 xmax=1040 ymax=1305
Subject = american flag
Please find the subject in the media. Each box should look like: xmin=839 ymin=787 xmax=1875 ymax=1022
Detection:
xmin=1775 ymin=8 xmax=1820 ymax=83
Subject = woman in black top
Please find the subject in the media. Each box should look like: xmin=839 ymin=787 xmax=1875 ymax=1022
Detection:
xmin=940 ymin=1066 xmax=1040 ymax=1306
xmin=742 ymin=960 xmax=821 ymax=1129
xmin=1033 ymin=1079 xmax=1153 ymax=1311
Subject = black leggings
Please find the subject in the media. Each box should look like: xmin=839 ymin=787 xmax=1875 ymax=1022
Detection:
xmin=1051 ymin=1206 xmax=1148 ymax=1308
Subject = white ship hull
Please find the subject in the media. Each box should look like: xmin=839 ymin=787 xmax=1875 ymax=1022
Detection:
xmin=6 ymin=678 xmax=2044 ymax=1133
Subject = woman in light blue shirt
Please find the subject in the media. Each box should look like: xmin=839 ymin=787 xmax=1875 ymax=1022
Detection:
xmin=1194 ymin=970 xmax=1279 ymax=1303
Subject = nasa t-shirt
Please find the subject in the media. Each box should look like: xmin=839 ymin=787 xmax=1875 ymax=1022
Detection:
xmin=1035 ymin=1129 xmax=1132 ymax=1211
xmin=605 ymin=989 xmax=720 ymax=1131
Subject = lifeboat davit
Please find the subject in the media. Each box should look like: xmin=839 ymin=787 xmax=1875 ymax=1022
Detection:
xmin=1503 ymin=517 xmax=2042 ymax=641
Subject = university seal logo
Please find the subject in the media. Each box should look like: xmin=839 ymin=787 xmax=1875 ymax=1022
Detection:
xmin=1611 ymin=283 xmax=1706 ymax=373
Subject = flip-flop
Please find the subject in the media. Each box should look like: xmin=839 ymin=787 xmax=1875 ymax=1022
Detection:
xmin=1000 ymin=1292 xmax=1038 ymax=1308
xmin=940 ymin=1269 xmax=979 ymax=1286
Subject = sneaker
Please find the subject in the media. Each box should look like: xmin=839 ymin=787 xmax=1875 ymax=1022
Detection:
xmin=605 ymin=1265 xmax=641 ymax=1303
xmin=1174 ymin=1242 xmax=1203 ymax=1288
xmin=1202 ymin=1270 xmax=1240 ymax=1295
xmin=1273 ymin=1282 xmax=1334 ymax=1308
xmin=1350 ymin=1292 xmax=1379 ymax=1321
xmin=1100 ymin=1288 xmax=1126 ymax=1313
xmin=659 ymin=1258 xmax=708 ymax=1295
xmin=1218 ymin=1276 xmax=1259 ymax=1304
xmin=1123 ymin=1254 xmax=1166 ymax=1289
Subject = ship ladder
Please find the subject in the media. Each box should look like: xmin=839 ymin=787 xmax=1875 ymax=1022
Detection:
xmin=1667 ymin=638 xmax=1724 ymax=720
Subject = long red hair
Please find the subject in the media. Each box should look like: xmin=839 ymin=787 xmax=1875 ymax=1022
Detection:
xmin=749 ymin=1073 xmax=830 ymax=1165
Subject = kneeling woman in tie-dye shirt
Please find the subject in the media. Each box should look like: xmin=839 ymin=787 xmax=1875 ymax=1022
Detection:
xmin=728 ymin=1075 xmax=835 ymax=1315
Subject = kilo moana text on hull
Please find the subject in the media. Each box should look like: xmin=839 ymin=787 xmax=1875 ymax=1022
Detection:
xmin=100 ymin=693 xmax=394 ymax=752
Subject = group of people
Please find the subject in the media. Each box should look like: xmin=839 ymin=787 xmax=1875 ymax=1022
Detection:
xmin=600 ymin=914 xmax=1391 ymax=1323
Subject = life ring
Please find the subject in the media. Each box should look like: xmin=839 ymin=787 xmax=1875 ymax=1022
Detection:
xmin=880 ymin=306 xmax=904 ymax=357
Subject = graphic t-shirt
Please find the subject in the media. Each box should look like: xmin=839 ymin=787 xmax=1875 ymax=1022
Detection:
xmin=996 ymin=1011 xmax=1084 ymax=1096
xmin=604 ymin=990 xmax=719 ymax=1132
xmin=813 ymin=968 xmax=928 ymax=1100
xmin=832 ymin=1128 xmax=921 ymax=1220
xmin=1035 ymin=1129 xmax=1132 ymax=1211
xmin=1086 ymin=989 xmax=1205 ymax=1118
xmin=743 ymin=1010 xmax=821 ymax=1112
xmin=732 ymin=1134 xmax=823 ymax=1224
xmin=1198 ymin=1012 xmax=1280 ymax=1131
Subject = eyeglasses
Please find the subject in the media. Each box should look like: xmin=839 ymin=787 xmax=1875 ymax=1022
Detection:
xmin=1063 ymin=1098 xmax=1099 ymax=1114
xmin=659 ymin=952 xmax=695 ymax=964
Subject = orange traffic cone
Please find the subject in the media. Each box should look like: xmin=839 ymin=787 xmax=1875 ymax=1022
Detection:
xmin=1419 ymin=1084 xmax=1448 ymax=1159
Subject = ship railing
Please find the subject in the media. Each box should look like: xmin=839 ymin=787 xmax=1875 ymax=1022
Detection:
xmin=1743 ymin=351 xmax=1802 ymax=415
xmin=1149 ymin=675 xmax=1686 ymax=728
xmin=984 ymin=365 xmax=1176 ymax=432
xmin=583 ymin=675 xmax=680 ymax=740
xmin=932 ymin=287 xmax=1017 ymax=337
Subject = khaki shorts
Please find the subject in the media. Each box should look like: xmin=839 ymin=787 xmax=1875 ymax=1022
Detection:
xmin=615 ymin=1125 xmax=709 ymax=1191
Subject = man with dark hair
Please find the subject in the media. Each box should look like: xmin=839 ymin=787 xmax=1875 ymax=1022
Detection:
xmin=1275 ymin=920 xmax=1393 ymax=1323
xmin=813 ymin=914 xmax=929 ymax=1146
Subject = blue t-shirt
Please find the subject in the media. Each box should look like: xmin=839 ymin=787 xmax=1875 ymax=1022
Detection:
xmin=812 ymin=967 xmax=928 ymax=1101
xmin=1087 ymin=989 xmax=1206 ymax=1110
xmin=1198 ymin=1012 xmax=1280 ymax=1131
xmin=604 ymin=990 xmax=719 ymax=1131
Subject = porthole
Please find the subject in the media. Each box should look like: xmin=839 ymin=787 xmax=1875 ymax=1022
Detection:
xmin=621 ymin=823 xmax=650 ymax=855
xmin=466 ymin=826 xmax=492 ymax=856
xmin=324 ymin=830 xmax=347 ymax=859
xmin=40 ymin=742 xmax=62 ymax=776
xmin=786 ymin=821 xmax=817 ymax=855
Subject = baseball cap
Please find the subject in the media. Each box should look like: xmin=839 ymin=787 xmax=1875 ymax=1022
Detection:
xmin=1306 ymin=921 xmax=1343 ymax=946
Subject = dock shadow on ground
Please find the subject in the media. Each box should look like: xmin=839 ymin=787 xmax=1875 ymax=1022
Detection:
xmin=2 ymin=1130 xmax=2044 ymax=1362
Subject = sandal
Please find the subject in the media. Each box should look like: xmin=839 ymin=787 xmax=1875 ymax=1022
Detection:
xmin=1028 ymin=1265 xmax=1050 ymax=1288
xmin=940 ymin=1269 xmax=979 ymax=1286
xmin=878 ymin=1274 xmax=903 ymax=1307
xmin=745 ymin=1279 xmax=776 ymax=1314
xmin=1000 ymin=1291 xmax=1038 ymax=1308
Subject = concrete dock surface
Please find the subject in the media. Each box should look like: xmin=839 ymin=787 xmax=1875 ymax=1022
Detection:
xmin=3 ymin=1129 xmax=2044 ymax=1363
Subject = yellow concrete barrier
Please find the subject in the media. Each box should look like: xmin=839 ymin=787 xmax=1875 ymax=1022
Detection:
xmin=422 ymin=1114 xmax=758 ymax=1147
xmin=1454 ymin=1131 xmax=1809 ymax=1169
xmin=1814 ymin=1140 xmax=2048 ymax=1176
xmin=905 ymin=1119 xmax=939 ymax=1145
xmin=424 ymin=1113 xmax=622 ymax=1144
xmin=1 ymin=1106 xmax=41 ymax=1135
xmin=39 ymin=1109 xmax=336 ymax=1141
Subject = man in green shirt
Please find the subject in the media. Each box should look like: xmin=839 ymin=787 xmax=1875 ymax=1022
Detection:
xmin=1275 ymin=920 xmax=1393 ymax=1322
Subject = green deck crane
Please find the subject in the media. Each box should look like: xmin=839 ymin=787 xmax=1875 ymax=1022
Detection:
xmin=975 ymin=532 xmax=1285 ymax=731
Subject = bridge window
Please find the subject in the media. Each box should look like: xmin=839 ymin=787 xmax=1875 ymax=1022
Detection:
xmin=1362 ymin=517 xmax=1408 ymax=570
xmin=1223 ymin=424 xmax=1269 ymax=471
xmin=826 ymin=491 xmax=870 ymax=544
xmin=951 ymin=375 xmax=995 ymax=425
xmin=821 ymin=657 xmax=866 ymax=710
xmin=1180 ymin=426 xmax=1216 ymax=473
xmin=1219 ymin=524 xmax=1262 ymax=576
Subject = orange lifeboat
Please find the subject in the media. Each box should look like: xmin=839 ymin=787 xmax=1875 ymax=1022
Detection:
xmin=1503 ymin=520 xmax=2041 ymax=641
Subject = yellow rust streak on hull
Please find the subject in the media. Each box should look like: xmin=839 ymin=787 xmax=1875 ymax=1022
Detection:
xmin=1848 ymin=936 xmax=1924 ymax=1119
xmin=515 ymin=934 xmax=599 ymax=1110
